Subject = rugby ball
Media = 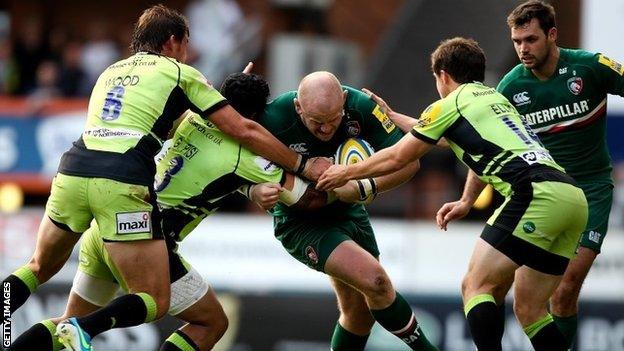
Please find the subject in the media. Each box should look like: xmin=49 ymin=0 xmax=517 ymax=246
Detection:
xmin=335 ymin=138 xmax=375 ymax=165
xmin=335 ymin=138 xmax=376 ymax=204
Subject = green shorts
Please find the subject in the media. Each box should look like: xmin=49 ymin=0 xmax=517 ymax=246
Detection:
xmin=483 ymin=174 xmax=587 ymax=275
xmin=274 ymin=215 xmax=379 ymax=272
xmin=45 ymin=173 xmax=161 ymax=241
xmin=577 ymin=180 xmax=613 ymax=253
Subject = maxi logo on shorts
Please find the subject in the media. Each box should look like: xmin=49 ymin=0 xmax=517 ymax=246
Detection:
xmin=116 ymin=212 xmax=151 ymax=234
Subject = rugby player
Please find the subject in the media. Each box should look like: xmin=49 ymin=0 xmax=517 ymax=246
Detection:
xmin=498 ymin=1 xmax=624 ymax=346
xmin=256 ymin=72 xmax=438 ymax=351
xmin=317 ymin=37 xmax=588 ymax=351
xmin=10 ymin=72 xmax=345 ymax=351
xmin=1 ymin=5 xmax=329 ymax=351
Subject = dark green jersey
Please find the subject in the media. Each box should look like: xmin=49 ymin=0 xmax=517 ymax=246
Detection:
xmin=412 ymin=82 xmax=563 ymax=197
xmin=155 ymin=113 xmax=284 ymax=241
xmin=497 ymin=48 xmax=624 ymax=182
xmin=257 ymin=85 xmax=403 ymax=219
xmin=58 ymin=52 xmax=228 ymax=185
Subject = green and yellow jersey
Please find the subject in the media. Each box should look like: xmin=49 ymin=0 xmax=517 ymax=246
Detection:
xmin=412 ymin=82 xmax=563 ymax=197
xmin=58 ymin=52 xmax=228 ymax=186
xmin=155 ymin=113 xmax=284 ymax=241
xmin=257 ymin=85 xmax=403 ymax=220
xmin=497 ymin=48 xmax=624 ymax=183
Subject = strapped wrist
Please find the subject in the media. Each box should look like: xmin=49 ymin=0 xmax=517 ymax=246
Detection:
xmin=355 ymin=178 xmax=378 ymax=201
xmin=294 ymin=154 xmax=309 ymax=175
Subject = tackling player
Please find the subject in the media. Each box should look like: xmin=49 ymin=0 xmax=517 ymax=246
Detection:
xmin=1 ymin=5 xmax=329 ymax=351
xmin=257 ymin=72 xmax=438 ymax=351
xmin=318 ymin=37 xmax=588 ymax=351
xmin=9 ymin=72 xmax=341 ymax=351
xmin=497 ymin=1 xmax=624 ymax=346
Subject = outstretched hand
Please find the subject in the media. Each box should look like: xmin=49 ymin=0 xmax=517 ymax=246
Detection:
xmin=362 ymin=88 xmax=394 ymax=115
xmin=316 ymin=164 xmax=349 ymax=191
xmin=436 ymin=200 xmax=471 ymax=231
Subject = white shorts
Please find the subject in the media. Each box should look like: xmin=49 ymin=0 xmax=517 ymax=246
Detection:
xmin=71 ymin=267 xmax=209 ymax=316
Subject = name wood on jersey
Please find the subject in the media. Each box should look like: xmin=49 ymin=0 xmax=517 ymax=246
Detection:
xmin=523 ymin=99 xmax=589 ymax=126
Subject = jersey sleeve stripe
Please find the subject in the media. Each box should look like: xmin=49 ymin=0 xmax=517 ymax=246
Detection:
xmin=202 ymin=100 xmax=230 ymax=117
xmin=410 ymin=129 xmax=438 ymax=144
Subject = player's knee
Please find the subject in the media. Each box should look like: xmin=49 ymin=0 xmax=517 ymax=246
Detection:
xmin=360 ymin=271 xmax=393 ymax=299
xmin=512 ymin=300 xmax=545 ymax=326
xmin=461 ymin=274 xmax=481 ymax=298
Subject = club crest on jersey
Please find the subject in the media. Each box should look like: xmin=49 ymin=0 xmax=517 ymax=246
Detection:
xmin=346 ymin=121 xmax=361 ymax=137
xmin=567 ymin=77 xmax=583 ymax=95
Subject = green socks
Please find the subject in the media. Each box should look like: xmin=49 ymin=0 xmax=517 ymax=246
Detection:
xmin=371 ymin=292 xmax=438 ymax=350
xmin=3 ymin=266 xmax=40 ymax=314
xmin=160 ymin=330 xmax=200 ymax=351
xmin=524 ymin=314 xmax=568 ymax=351
xmin=330 ymin=322 xmax=369 ymax=350
xmin=553 ymin=314 xmax=577 ymax=347
xmin=8 ymin=319 xmax=63 ymax=351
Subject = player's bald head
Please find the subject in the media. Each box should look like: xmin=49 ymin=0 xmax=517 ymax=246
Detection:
xmin=297 ymin=71 xmax=345 ymax=115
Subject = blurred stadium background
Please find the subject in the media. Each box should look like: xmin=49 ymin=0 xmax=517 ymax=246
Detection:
xmin=0 ymin=0 xmax=623 ymax=350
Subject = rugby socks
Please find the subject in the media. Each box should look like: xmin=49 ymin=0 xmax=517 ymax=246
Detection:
xmin=464 ymin=294 xmax=503 ymax=351
xmin=497 ymin=302 xmax=506 ymax=341
xmin=75 ymin=292 xmax=157 ymax=337
xmin=370 ymin=292 xmax=438 ymax=350
xmin=160 ymin=330 xmax=201 ymax=351
xmin=9 ymin=319 xmax=63 ymax=351
xmin=525 ymin=314 xmax=568 ymax=350
xmin=3 ymin=266 xmax=40 ymax=314
xmin=330 ymin=322 xmax=369 ymax=351
xmin=553 ymin=314 xmax=577 ymax=347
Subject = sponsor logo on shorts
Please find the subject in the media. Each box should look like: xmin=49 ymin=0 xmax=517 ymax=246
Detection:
xmin=116 ymin=212 xmax=151 ymax=234
xmin=305 ymin=246 xmax=319 ymax=265
xmin=523 ymin=221 xmax=536 ymax=233
xmin=588 ymin=230 xmax=602 ymax=244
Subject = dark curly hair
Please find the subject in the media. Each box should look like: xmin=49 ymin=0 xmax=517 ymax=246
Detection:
xmin=220 ymin=72 xmax=270 ymax=119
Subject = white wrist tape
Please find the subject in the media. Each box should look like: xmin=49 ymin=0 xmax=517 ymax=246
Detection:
xmin=279 ymin=176 xmax=309 ymax=206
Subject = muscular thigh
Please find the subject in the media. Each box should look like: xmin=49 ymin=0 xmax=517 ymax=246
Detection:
xmin=45 ymin=173 xmax=93 ymax=233
xmin=88 ymin=178 xmax=161 ymax=242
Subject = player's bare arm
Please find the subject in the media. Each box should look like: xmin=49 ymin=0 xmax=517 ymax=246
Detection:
xmin=363 ymin=88 xmax=449 ymax=148
xmin=207 ymin=105 xmax=330 ymax=181
xmin=317 ymin=133 xmax=432 ymax=190
xmin=436 ymin=170 xmax=485 ymax=230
